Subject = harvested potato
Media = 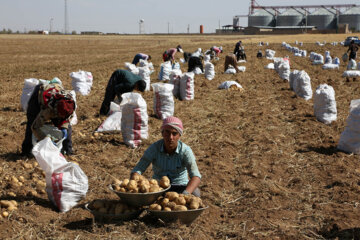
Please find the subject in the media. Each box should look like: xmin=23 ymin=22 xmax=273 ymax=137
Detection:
xmin=165 ymin=192 xmax=179 ymax=201
xmin=175 ymin=196 xmax=186 ymax=206
xmin=159 ymin=176 xmax=170 ymax=188
xmin=189 ymin=199 xmax=200 ymax=209
xmin=163 ymin=207 xmax=172 ymax=211
xmin=149 ymin=179 xmax=158 ymax=186
xmin=173 ymin=205 xmax=188 ymax=211
xmin=130 ymin=174 xmax=140 ymax=181
xmin=121 ymin=179 xmax=130 ymax=188
xmin=2 ymin=211 xmax=9 ymax=218
xmin=112 ymin=178 xmax=122 ymax=185
xmin=139 ymin=184 xmax=149 ymax=193
xmin=184 ymin=194 xmax=193 ymax=204
xmin=149 ymin=203 xmax=162 ymax=211
xmin=149 ymin=185 xmax=160 ymax=193
xmin=127 ymin=180 xmax=137 ymax=191
xmin=113 ymin=185 xmax=121 ymax=191
xmin=166 ymin=201 xmax=176 ymax=210
xmin=159 ymin=198 xmax=169 ymax=208
xmin=119 ymin=187 xmax=126 ymax=192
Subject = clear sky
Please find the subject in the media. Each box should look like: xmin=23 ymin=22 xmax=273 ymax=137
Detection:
xmin=0 ymin=0 xmax=358 ymax=34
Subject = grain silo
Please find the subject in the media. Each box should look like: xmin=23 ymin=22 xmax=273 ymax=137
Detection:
xmin=277 ymin=8 xmax=306 ymax=26
xmin=307 ymin=8 xmax=337 ymax=30
xmin=248 ymin=9 xmax=275 ymax=27
xmin=339 ymin=7 xmax=360 ymax=32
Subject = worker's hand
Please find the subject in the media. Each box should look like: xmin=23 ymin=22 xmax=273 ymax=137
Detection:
xmin=61 ymin=129 xmax=68 ymax=139
xmin=182 ymin=190 xmax=190 ymax=195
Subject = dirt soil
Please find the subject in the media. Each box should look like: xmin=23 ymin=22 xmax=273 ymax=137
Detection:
xmin=0 ymin=33 xmax=360 ymax=239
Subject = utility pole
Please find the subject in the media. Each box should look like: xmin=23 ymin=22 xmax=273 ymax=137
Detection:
xmin=50 ymin=18 xmax=54 ymax=33
xmin=187 ymin=24 xmax=190 ymax=34
xmin=64 ymin=0 xmax=69 ymax=34
xmin=167 ymin=22 xmax=170 ymax=34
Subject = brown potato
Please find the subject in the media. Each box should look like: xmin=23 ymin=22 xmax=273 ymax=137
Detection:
xmin=189 ymin=199 xmax=200 ymax=209
xmin=163 ymin=207 xmax=172 ymax=211
xmin=166 ymin=201 xmax=176 ymax=210
xmin=149 ymin=203 xmax=162 ymax=211
xmin=130 ymin=174 xmax=140 ymax=181
xmin=149 ymin=179 xmax=158 ymax=186
xmin=112 ymin=178 xmax=122 ymax=185
xmin=121 ymin=179 xmax=130 ymax=188
xmin=139 ymin=184 xmax=149 ymax=193
xmin=175 ymin=196 xmax=186 ymax=206
xmin=173 ymin=205 xmax=188 ymax=211
xmin=159 ymin=198 xmax=169 ymax=208
xmin=149 ymin=185 xmax=160 ymax=193
xmin=159 ymin=176 xmax=170 ymax=188
xmin=184 ymin=194 xmax=193 ymax=204
xmin=127 ymin=180 xmax=138 ymax=191
xmin=165 ymin=192 xmax=179 ymax=201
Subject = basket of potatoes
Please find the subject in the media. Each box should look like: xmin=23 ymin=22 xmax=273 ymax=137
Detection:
xmin=85 ymin=199 xmax=143 ymax=223
xmin=148 ymin=191 xmax=208 ymax=225
xmin=109 ymin=175 xmax=171 ymax=207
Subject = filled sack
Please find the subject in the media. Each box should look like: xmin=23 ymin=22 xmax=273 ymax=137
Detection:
xmin=125 ymin=62 xmax=139 ymax=75
xmin=322 ymin=64 xmax=339 ymax=70
xmin=204 ymin=61 xmax=215 ymax=80
xmin=224 ymin=66 xmax=237 ymax=74
xmin=313 ymin=84 xmax=337 ymax=124
xmin=337 ymin=99 xmax=360 ymax=154
xmin=169 ymin=69 xmax=182 ymax=99
xmin=158 ymin=61 xmax=172 ymax=81
xmin=179 ymin=72 xmax=195 ymax=101
xmin=218 ymin=81 xmax=243 ymax=90
xmin=32 ymin=137 xmax=88 ymax=212
xmin=96 ymin=102 xmax=122 ymax=132
xmin=152 ymin=83 xmax=174 ymax=120
xmin=347 ymin=59 xmax=357 ymax=70
xmin=70 ymin=70 xmax=93 ymax=96
xmin=138 ymin=66 xmax=151 ymax=91
xmin=342 ymin=70 xmax=360 ymax=78
xmin=120 ymin=92 xmax=148 ymax=148
xmin=293 ymin=70 xmax=312 ymax=100
xmin=265 ymin=63 xmax=275 ymax=69
xmin=21 ymin=78 xmax=40 ymax=111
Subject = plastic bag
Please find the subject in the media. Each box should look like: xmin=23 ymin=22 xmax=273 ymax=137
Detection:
xmin=32 ymin=137 xmax=88 ymax=212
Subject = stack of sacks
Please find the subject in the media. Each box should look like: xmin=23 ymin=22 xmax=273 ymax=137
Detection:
xmin=342 ymin=59 xmax=360 ymax=78
xmin=323 ymin=53 xmax=339 ymax=70
xmin=313 ymin=84 xmax=337 ymax=124
xmin=70 ymin=70 xmax=93 ymax=96
xmin=311 ymin=53 xmax=324 ymax=65
xmin=290 ymin=70 xmax=312 ymax=100
xmin=337 ymin=99 xmax=360 ymax=154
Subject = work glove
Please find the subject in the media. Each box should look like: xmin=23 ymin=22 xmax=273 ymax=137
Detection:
xmin=61 ymin=128 xmax=68 ymax=140
xmin=182 ymin=190 xmax=190 ymax=195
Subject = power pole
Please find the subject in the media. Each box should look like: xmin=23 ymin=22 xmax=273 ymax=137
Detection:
xmin=50 ymin=18 xmax=54 ymax=33
xmin=187 ymin=24 xmax=190 ymax=34
xmin=167 ymin=22 xmax=170 ymax=34
xmin=64 ymin=0 xmax=69 ymax=34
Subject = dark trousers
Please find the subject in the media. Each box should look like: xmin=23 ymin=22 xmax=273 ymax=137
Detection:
xmin=100 ymin=72 xmax=120 ymax=115
xmin=132 ymin=54 xmax=142 ymax=65
xmin=169 ymin=185 xmax=201 ymax=197
xmin=188 ymin=56 xmax=203 ymax=73
xmin=349 ymin=51 xmax=357 ymax=61
xmin=21 ymin=84 xmax=73 ymax=155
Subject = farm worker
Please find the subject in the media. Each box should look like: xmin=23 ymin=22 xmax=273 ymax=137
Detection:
xmin=188 ymin=56 xmax=204 ymax=73
xmin=163 ymin=45 xmax=183 ymax=62
xmin=21 ymin=82 xmax=76 ymax=156
xmin=211 ymin=46 xmax=223 ymax=57
xmin=347 ymin=40 xmax=359 ymax=61
xmin=132 ymin=53 xmax=151 ymax=65
xmin=256 ymin=50 xmax=263 ymax=58
xmin=130 ymin=116 xmax=201 ymax=197
xmin=99 ymin=69 xmax=146 ymax=115
xmin=234 ymin=41 xmax=246 ymax=61
xmin=224 ymin=54 xmax=241 ymax=73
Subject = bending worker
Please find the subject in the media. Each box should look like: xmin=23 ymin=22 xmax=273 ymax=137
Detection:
xmin=131 ymin=116 xmax=201 ymax=196
xmin=132 ymin=53 xmax=151 ymax=66
xmin=163 ymin=45 xmax=183 ymax=63
xmin=100 ymin=69 xmax=146 ymax=115
xmin=21 ymin=82 xmax=76 ymax=156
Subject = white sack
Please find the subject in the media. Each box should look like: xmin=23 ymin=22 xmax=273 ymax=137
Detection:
xmin=158 ymin=61 xmax=172 ymax=81
xmin=69 ymin=90 xmax=78 ymax=126
xmin=70 ymin=70 xmax=93 ymax=96
xmin=120 ymin=92 xmax=148 ymax=148
xmin=225 ymin=67 xmax=237 ymax=74
xmin=193 ymin=67 xmax=203 ymax=75
xmin=289 ymin=70 xmax=300 ymax=90
xmin=179 ymin=72 xmax=195 ymax=101
xmin=265 ymin=49 xmax=276 ymax=59
xmin=96 ymin=102 xmax=122 ymax=132
xmin=169 ymin=69 xmax=182 ymax=99
xmin=125 ymin=62 xmax=139 ymax=75
xmin=337 ymin=99 xmax=360 ymax=154
xmin=138 ymin=66 xmax=151 ymax=91
xmin=152 ymin=83 xmax=174 ymax=120
xmin=218 ymin=81 xmax=243 ymax=90
xmin=205 ymin=62 xmax=215 ymax=80
xmin=293 ymin=70 xmax=312 ymax=100
xmin=342 ymin=70 xmax=360 ymax=78
xmin=313 ymin=84 xmax=337 ymax=124
xmin=347 ymin=59 xmax=357 ymax=70
xmin=322 ymin=64 xmax=339 ymax=70
xmin=21 ymin=78 xmax=39 ymax=111
xmin=237 ymin=66 xmax=246 ymax=72
xmin=265 ymin=63 xmax=275 ymax=69
xmin=32 ymin=137 xmax=88 ymax=212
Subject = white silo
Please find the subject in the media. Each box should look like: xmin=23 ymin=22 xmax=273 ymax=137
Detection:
xmin=339 ymin=7 xmax=360 ymax=32
xmin=277 ymin=8 xmax=306 ymax=26
xmin=308 ymin=8 xmax=337 ymax=30
xmin=248 ymin=9 xmax=276 ymax=27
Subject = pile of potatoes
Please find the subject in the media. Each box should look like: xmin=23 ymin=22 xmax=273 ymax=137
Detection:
xmin=149 ymin=192 xmax=205 ymax=211
xmin=112 ymin=175 xmax=170 ymax=193
xmin=88 ymin=200 xmax=139 ymax=215
xmin=0 ymin=200 xmax=18 ymax=218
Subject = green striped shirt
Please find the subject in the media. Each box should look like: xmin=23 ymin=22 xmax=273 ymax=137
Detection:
xmin=132 ymin=140 xmax=201 ymax=185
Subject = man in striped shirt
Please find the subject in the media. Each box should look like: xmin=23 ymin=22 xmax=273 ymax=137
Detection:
xmin=131 ymin=116 xmax=201 ymax=196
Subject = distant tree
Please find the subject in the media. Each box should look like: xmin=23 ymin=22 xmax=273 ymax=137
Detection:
xmin=7 ymin=29 xmax=12 ymax=34
xmin=71 ymin=30 xmax=77 ymax=35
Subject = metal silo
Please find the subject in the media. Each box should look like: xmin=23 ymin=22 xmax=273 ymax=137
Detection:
xmin=339 ymin=7 xmax=360 ymax=32
xmin=308 ymin=8 xmax=336 ymax=30
xmin=277 ymin=8 xmax=306 ymax=26
xmin=248 ymin=9 xmax=275 ymax=27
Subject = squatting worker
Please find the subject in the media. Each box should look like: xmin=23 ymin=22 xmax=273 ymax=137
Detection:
xmin=131 ymin=116 xmax=201 ymax=196
xmin=347 ymin=40 xmax=359 ymax=61
xmin=224 ymin=54 xmax=240 ymax=73
xmin=132 ymin=53 xmax=151 ymax=66
xmin=21 ymin=82 xmax=76 ymax=156
xmin=163 ymin=45 xmax=183 ymax=63
xmin=99 ymin=69 xmax=146 ymax=115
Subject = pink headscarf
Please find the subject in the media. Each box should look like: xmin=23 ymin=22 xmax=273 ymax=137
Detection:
xmin=161 ymin=116 xmax=184 ymax=135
